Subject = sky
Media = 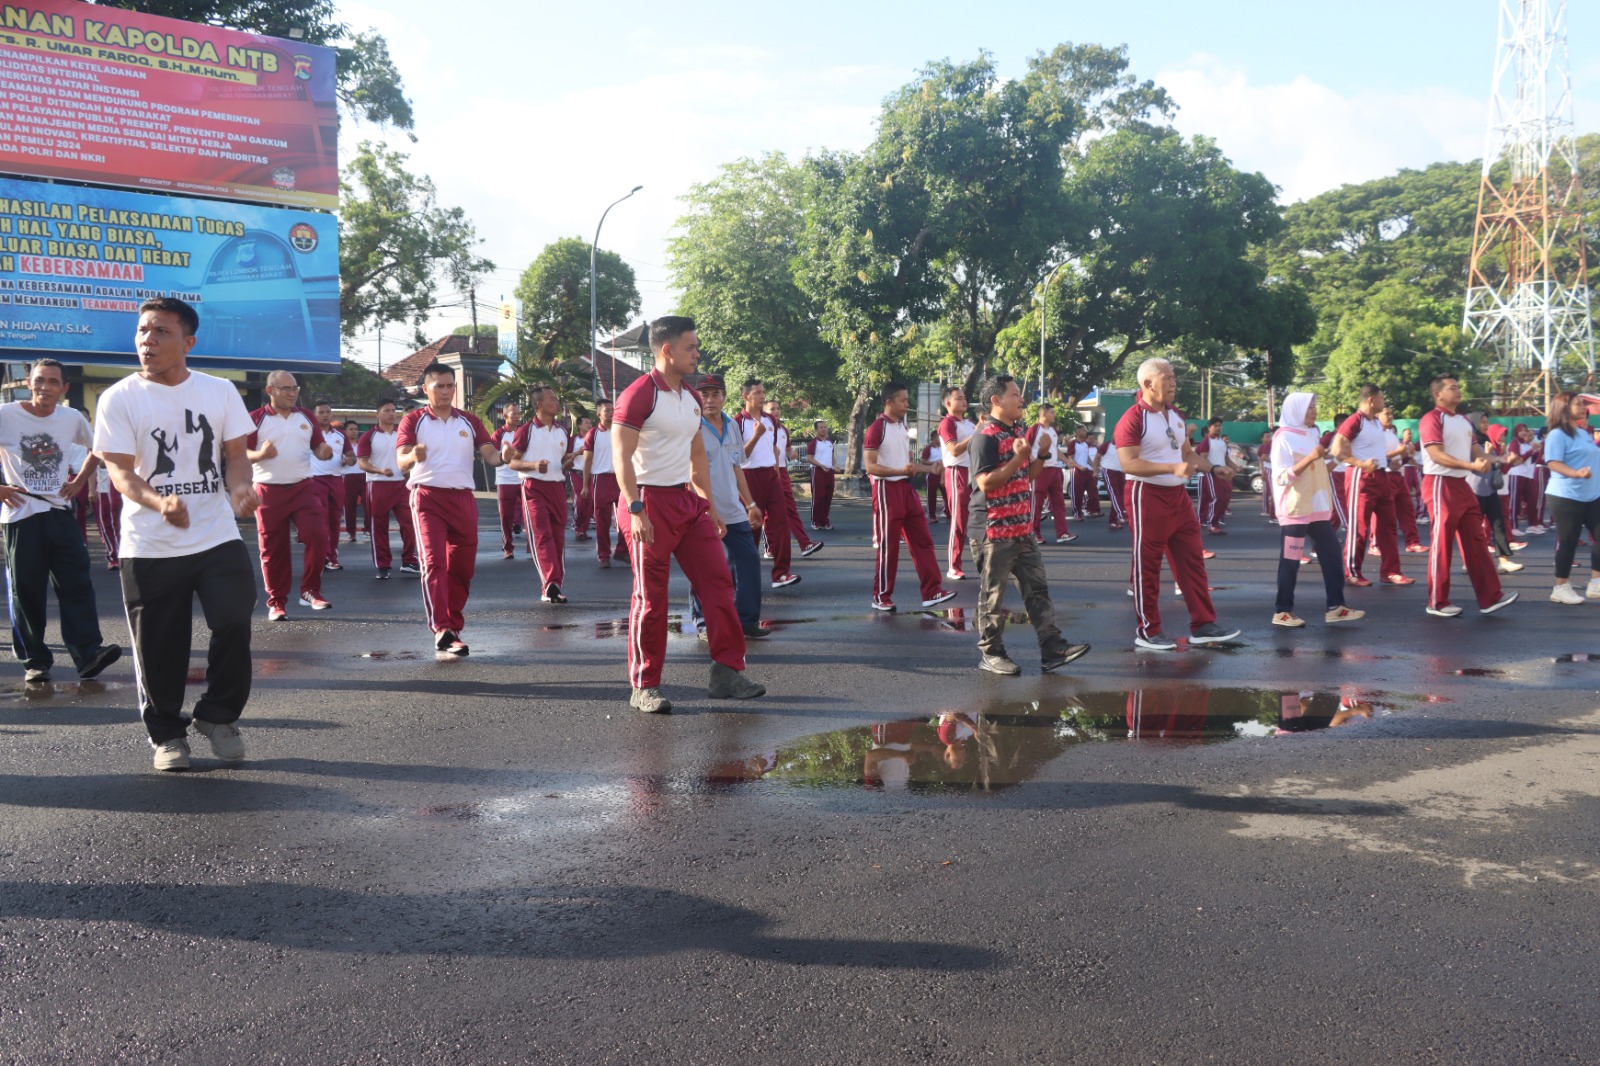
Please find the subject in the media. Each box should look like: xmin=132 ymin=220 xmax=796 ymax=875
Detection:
xmin=335 ymin=0 xmax=1600 ymax=371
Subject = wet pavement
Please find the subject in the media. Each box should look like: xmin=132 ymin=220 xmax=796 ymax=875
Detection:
xmin=2 ymin=499 xmax=1598 ymax=1064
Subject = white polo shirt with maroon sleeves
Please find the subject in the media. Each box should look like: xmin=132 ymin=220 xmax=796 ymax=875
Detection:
xmin=614 ymin=370 xmax=703 ymax=487
xmin=1099 ymin=439 xmax=1123 ymax=473
xmin=490 ymin=426 xmax=522 ymax=486
xmin=309 ymin=426 xmax=352 ymax=478
xmin=734 ymin=410 xmax=781 ymax=469
xmin=808 ymin=437 xmax=835 ymax=469
xmin=509 ymin=418 xmax=570 ymax=483
xmin=584 ymin=425 xmax=615 ymax=475
xmin=248 ymin=406 xmax=324 ymax=484
xmin=358 ymin=428 xmax=405 ymax=481
xmin=396 ymin=407 xmax=492 ymax=489
xmin=1419 ymin=408 xmax=1474 ymax=478
xmin=1201 ymin=435 xmax=1229 ymax=467
xmin=1113 ymin=399 xmax=1188 ymax=487
xmin=1336 ymin=412 xmax=1388 ymax=465
xmin=938 ymin=415 xmax=975 ymax=466
xmin=863 ymin=414 xmax=910 ymax=480
xmin=1070 ymin=438 xmax=1094 ymax=468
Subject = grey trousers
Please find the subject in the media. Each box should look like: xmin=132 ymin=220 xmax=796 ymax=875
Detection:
xmin=971 ymin=534 xmax=1064 ymax=659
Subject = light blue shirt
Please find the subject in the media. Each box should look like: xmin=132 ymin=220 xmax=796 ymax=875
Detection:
xmin=698 ymin=414 xmax=747 ymax=522
xmin=1543 ymin=428 xmax=1600 ymax=503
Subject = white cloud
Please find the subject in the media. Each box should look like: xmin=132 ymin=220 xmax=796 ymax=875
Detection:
xmin=1156 ymin=55 xmax=1487 ymax=203
xmin=336 ymin=15 xmax=901 ymax=365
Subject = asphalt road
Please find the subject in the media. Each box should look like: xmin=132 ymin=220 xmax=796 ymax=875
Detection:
xmin=2 ymin=492 xmax=1598 ymax=1065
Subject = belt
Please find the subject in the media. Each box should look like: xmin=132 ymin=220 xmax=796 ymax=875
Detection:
xmin=640 ymin=482 xmax=690 ymax=491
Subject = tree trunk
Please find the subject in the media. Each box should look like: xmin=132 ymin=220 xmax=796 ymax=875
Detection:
xmin=844 ymin=380 xmax=872 ymax=477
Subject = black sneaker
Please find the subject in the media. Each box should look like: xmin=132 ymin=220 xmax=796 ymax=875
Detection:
xmin=1041 ymin=643 xmax=1091 ymax=672
xmin=434 ymin=629 xmax=456 ymax=651
xmin=542 ymin=583 xmax=568 ymax=604
xmin=376 ymin=568 xmax=392 ymax=580
xmin=1134 ymin=632 xmax=1178 ymax=651
xmin=399 ymin=563 xmax=421 ymax=575
xmin=1189 ymin=622 xmax=1242 ymax=645
xmin=78 ymin=644 xmax=122 ymax=680
xmin=800 ymin=542 xmax=824 ymax=558
xmin=742 ymin=624 xmax=771 ymax=639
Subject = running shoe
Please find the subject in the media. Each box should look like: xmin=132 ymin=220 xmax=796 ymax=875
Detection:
xmin=1189 ymin=622 xmax=1242 ymax=644
xmin=922 ymin=589 xmax=957 ymax=608
xmin=1480 ymin=592 xmax=1518 ymax=615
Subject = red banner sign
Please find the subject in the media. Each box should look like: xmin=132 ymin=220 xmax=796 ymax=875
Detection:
xmin=0 ymin=1 xmax=337 ymax=209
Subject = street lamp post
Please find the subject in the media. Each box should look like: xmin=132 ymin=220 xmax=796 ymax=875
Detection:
xmin=590 ymin=185 xmax=643 ymax=405
xmin=1039 ymin=261 xmax=1068 ymax=401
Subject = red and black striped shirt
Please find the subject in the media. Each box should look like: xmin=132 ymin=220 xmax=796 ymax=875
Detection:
xmin=969 ymin=419 xmax=1033 ymax=541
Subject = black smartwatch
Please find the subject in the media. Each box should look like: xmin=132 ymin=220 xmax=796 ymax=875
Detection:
xmin=628 ymin=499 xmax=645 ymax=515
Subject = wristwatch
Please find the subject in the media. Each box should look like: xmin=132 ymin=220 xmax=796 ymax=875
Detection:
xmin=628 ymin=499 xmax=645 ymax=515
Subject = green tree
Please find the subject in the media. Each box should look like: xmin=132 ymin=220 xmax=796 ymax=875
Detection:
xmin=1320 ymin=282 xmax=1470 ymax=418
xmin=513 ymin=237 xmax=639 ymax=368
xmin=668 ymin=153 xmax=844 ymax=412
xmin=299 ymin=357 xmax=399 ymax=408
xmin=995 ymin=128 xmax=1313 ymax=405
xmin=338 ymin=141 xmax=493 ymax=339
xmin=95 ymin=1 xmax=414 ymax=129
xmin=864 ymin=45 xmax=1174 ymax=393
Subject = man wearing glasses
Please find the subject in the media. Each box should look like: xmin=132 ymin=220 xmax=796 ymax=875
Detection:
xmin=246 ymin=371 xmax=334 ymax=620
xmin=1113 ymin=358 xmax=1241 ymax=651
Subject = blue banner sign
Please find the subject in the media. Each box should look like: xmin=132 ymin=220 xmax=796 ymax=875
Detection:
xmin=0 ymin=175 xmax=338 ymax=371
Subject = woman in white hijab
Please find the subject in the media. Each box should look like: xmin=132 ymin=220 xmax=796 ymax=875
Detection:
xmin=1270 ymin=393 xmax=1364 ymax=628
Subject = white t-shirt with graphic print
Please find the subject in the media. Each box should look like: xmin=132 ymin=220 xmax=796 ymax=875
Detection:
xmin=0 ymin=403 xmax=93 ymax=524
xmin=92 ymin=371 xmax=252 ymax=559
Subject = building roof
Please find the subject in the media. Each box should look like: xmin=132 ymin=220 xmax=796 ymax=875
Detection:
xmin=380 ymin=334 xmax=499 ymax=390
xmin=586 ymin=347 xmax=648 ymax=399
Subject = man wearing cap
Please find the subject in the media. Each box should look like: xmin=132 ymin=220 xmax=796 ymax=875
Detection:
xmin=358 ymin=400 xmax=418 ymax=579
xmin=309 ymin=401 xmax=354 ymax=573
xmin=583 ymin=400 xmax=627 ymax=568
xmin=614 ymin=316 xmax=764 ymax=712
xmin=1113 ymin=357 xmax=1241 ymax=651
xmin=489 ymin=402 xmax=524 ymax=559
xmin=397 ymin=362 xmax=504 ymax=655
xmin=693 ymin=375 xmax=766 ymax=635
xmin=503 ymin=385 xmax=574 ymax=603
xmin=865 ymin=381 xmax=955 ymax=612
xmin=247 ymin=370 xmax=334 ymax=619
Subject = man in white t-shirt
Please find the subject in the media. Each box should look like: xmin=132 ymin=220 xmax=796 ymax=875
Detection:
xmin=1027 ymin=404 xmax=1074 ymax=544
xmin=93 ymin=298 xmax=260 ymax=772
xmin=937 ymin=386 xmax=976 ymax=579
xmin=247 ymin=370 xmax=334 ymax=619
xmin=1067 ymin=424 xmax=1100 ymax=520
xmin=0 ymin=358 xmax=121 ymax=685
xmin=397 ymin=362 xmax=503 ymax=655
xmin=568 ymin=415 xmax=593 ymax=538
xmin=806 ymin=420 xmax=841 ymax=530
xmin=1197 ymin=418 xmax=1236 ymax=534
xmin=504 ymin=384 xmax=575 ymax=603
xmin=309 ymin=402 xmax=354 ymax=572
xmin=763 ymin=399 xmax=822 ymax=560
xmin=489 ymin=402 xmax=523 ymax=559
xmin=734 ymin=380 xmax=798 ymax=588
xmin=583 ymin=400 xmax=626 ymax=567
xmin=357 ymin=400 xmax=418 ymax=577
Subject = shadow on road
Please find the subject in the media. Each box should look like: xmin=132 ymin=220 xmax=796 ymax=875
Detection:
xmin=0 ymin=881 xmax=1000 ymax=970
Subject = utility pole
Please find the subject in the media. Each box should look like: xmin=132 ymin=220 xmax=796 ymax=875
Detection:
xmin=469 ymin=287 xmax=479 ymax=354
xmin=1464 ymin=0 xmax=1594 ymax=414
xmin=591 ymin=186 xmax=643 ymax=403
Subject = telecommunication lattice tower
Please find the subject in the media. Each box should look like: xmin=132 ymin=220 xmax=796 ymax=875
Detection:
xmin=1463 ymin=0 xmax=1594 ymax=411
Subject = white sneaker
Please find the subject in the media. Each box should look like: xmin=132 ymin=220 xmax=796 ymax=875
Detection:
xmin=1498 ymin=559 xmax=1524 ymax=573
xmin=1551 ymin=584 xmax=1585 ymax=605
xmin=1426 ymin=604 xmax=1463 ymax=617
xmin=193 ymin=718 xmax=246 ymax=761
xmin=1586 ymin=579 xmax=1600 ymax=600
xmin=1526 ymin=525 xmax=1547 ymax=534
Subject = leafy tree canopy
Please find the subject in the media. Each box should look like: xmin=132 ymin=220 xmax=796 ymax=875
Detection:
xmin=513 ymin=237 xmax=639 ymax=368
xmin=96 ymin=1 xmax=414 ymax=129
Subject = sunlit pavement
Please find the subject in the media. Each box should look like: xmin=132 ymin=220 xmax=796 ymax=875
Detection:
xmin=3 ymin=498 xmax=1597 ymax=1063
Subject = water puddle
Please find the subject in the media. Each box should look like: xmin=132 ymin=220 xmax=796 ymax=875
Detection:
xmin=361 ymin=651 xmax=424 ymax=661
xmin=698 ymin=687 xmax=1412 ymax=794
xmin=1271 ymin=648 xmax=1402 ymax=662
xmin=1453 ymin=667 xmax=1507 ymax=678
xmin=4 ymin=679 xmax=125 ymax=701
xmin=1554 ymin=654 xmax=1600 ymax=663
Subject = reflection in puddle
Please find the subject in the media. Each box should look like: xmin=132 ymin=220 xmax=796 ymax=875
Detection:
xmin=1271 ymin=648 xmax=1401 ymax=662
xmin=5 ymin=679 xmax=123 ymax=701
xmin=361 ymin=651 xmax=423 ymax=661
xmin=1553 ymin=654 xmax=1600 ymax=663
xmin=1453 ymin=667 xmax=1506 ymax=678
xmin=702 ymin=687 xmax=1407 ymax=794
